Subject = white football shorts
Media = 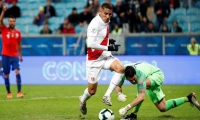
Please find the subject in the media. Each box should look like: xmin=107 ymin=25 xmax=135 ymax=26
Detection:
xmin=86 ymin=56 xmax=118 ymax=84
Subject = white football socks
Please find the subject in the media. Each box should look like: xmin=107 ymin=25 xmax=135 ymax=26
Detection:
xmin=104 ymin=73 xmax=123 ymax=96
xmin=81 ymin=88 xmax=91 ymax=103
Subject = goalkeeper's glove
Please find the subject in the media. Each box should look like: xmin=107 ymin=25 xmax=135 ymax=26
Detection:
xmin=118 ymin=92 xmax=127 ymax=102
xmin=119 ymin=104 xmax=132 ymax=116
xmin=108 ymin=44 xmax=121 ymax=51
xmin=109 ymin=39 xmax=116 ymax=45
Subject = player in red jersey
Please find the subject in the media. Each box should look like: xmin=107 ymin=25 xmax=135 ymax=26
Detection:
xmin=0 ymin=6 xmax=23 ymax=98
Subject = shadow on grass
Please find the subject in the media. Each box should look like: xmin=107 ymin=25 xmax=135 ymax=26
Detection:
xmin=158 ymin=115 xmax=175 ymax=119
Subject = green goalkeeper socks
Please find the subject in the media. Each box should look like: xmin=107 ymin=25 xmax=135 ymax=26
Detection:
xmin=165 ymin=97 xmax=188 ymax=111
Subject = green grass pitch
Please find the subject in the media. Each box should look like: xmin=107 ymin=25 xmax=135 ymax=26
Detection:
xmin=0 ymin=85 xmax=200 ymax=120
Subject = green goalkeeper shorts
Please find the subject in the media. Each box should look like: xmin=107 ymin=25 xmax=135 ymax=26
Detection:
xmin=146 ymin=71 xmax=165 ymax=103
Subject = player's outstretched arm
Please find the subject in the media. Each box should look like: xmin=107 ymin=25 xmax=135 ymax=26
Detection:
xmin=119 ymin=88 xmax=146 ymax=116
xmin=115 ymin=75 xmax=125 ymax=95
xmin=87 ymin=38 xmax=108 ymax=50
xmin=87 ymin=38 xmax=121 ymax=52
xmin=0 ymin=6 xmax=7 ymax=27
xmin=129 ymin=88 xmax=145 ymax=107
xmin=115 ymin=85 xmax=122 ymax=94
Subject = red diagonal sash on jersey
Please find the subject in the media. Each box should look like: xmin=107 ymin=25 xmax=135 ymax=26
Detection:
xmin=88 ymin=27 xmax=109 ymax=60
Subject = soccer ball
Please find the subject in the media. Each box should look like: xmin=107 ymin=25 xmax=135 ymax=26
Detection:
xmin=98 ymin=108 xmax=115 ymax=120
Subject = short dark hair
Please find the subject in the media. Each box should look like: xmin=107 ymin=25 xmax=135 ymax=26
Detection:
xmin=173 ymin=21 xmax=178 ymax=25
xmin=9 ymin=15 xmax=16 ymax=19
xmin=64 ymin=17 xmax=68 ymax=21
xmin=125 ymin=66 xmax=136 ymax=78
xmin=72 ymin=7 xmax=77 ymax=11
xmin=101 ymin=2 xmax=113 ymax=10
xmin=148 ymin=21 xmax=153 ymax=25
xmin=84 ymin=6 xmax=88 ymax=9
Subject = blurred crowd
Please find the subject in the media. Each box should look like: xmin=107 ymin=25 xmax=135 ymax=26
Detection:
xmin=0 ymin=0 xmax=199 ymax=35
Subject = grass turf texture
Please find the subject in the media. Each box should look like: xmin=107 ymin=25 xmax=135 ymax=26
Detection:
xmin=0 ymin=85 xmax=199 ymax=120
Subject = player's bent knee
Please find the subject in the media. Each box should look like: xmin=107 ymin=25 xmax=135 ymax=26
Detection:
xmin=111 ymin=60 xmax=124 ymax=73
xmin=118 ymin=66 xmax=125 ymax=73
xmin=88 ymin=83 xmax=97 ymax=95
xmin=88 ymin=90 xmax=96 ymax=95
xmin=159 ymin=109 xmax=166 ymax=112
xmin=4 ymin=74 xmax=9 ymax=78
xmin=158 ymin=107 xmax=166 ymax=112
xmin=88 ymin=88 xmax=97 ymax=95
xmin=114 ymin=65 xmax=124 ymax=73
xmin=15 ymin=70 xmax=20 ymax=74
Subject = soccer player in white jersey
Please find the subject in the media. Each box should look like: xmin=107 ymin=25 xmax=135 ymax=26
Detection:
xmin=79 ymin=2 xmax=125 ymax=115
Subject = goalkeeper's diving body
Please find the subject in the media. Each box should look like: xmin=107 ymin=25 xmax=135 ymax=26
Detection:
xmin=116 ymin=62 xmax=200 ymax=119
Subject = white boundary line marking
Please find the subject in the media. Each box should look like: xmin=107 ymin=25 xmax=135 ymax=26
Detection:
xmin=1 ymin=93 xmax=138 ymax=102
xmin=1 ymin=96 xmax=79 ymax=102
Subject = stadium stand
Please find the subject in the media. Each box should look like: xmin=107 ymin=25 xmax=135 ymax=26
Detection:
xmin=187 ymin=7 xmax=199 ymax=16
xmin=2 ymin=0 xmax=199 ymax=34
xmin=27 ymin=24 xmax=39 ymax=34
xmin=174 ymin=8 xmax=187 ymax=16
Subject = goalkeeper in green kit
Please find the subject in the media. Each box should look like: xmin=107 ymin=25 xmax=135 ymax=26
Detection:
xmin=116 ymin=62 xmax=200 ymax=120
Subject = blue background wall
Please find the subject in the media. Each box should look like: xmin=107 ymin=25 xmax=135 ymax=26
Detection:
xmin=165 ymin=36 xmax=200 ymax=55
xmin=1 ymin=35 xmax=199 ymax=55
xmin=126 ymin=36 xmax=200 ymax=55
xmin=0 ymin=56 xmax=199 ymax=85
xmin=22 ymin=37 xmax=63 ymax=55
xmin=125 ymin=36 xmax=163 ymax=55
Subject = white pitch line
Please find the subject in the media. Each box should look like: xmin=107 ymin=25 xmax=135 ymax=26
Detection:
xmin=1 ymin=93 xmax=139 ymax=102
xmin=1 ymin=96 xmax=79 ymax=102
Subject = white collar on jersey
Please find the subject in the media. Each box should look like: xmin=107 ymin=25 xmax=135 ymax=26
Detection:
xmin=96 ymin=14 xmax=110 ymax=26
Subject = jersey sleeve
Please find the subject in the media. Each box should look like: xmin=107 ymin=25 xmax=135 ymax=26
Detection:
xmin=87 ymin=23 xmax=108 ymax=50
xmin=137 ymin=71 xmax=146 ymax=90
xmin=0 ymin=24 xmax=7 ymax=31
xmin=87 ymin=24 xmax=98 ymax=38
